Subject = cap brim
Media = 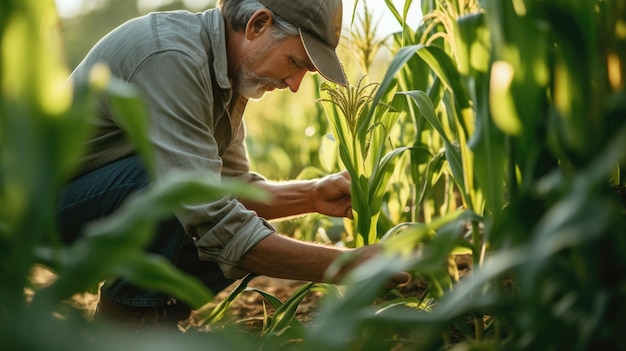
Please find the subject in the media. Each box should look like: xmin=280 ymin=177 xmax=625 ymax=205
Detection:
xmin=299 ymin=28 xmax=348 ymax=87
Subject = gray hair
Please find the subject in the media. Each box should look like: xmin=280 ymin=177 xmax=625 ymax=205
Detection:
xmin=217 ymin=0 xmax=299 ymax=40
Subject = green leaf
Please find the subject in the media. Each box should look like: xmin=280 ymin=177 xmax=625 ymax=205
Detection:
xmin=401 ymin=90 xmax=466 ymax=193
xmin=415 ymin=46 xmax=471 ymax=110
xmin=262 ymin=282 xmax=317 ymax=335
xmin=368 ymin=146 xmax=413 ymax=211
xmin=306 ymin=254 xmax=415 ymax=350
xmin=469 ymin=72 xmax=507 ymax=216
xmin=32 ymin=172 xmax=267 ymax=307
xmin=416 ymin=150 xmax=446 ymax=206
xmin=245 ymin=287 xmax=285 ymax=309
xmin=111 ymin=254 xmax=213 ymax=309
xmin=455 ymin=12 xmax=490 ymax=75
xmin=197 ymin=273 xmax=258 ymax=325
xmin=105 ymin=78 xmax=156 ymax=176
xmin=364 ymin=45 xmax=422 ymax=136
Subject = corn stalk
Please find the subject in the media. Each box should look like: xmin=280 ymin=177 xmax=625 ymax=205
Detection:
xmin=317 ymin=76 xmax=415 ymax=247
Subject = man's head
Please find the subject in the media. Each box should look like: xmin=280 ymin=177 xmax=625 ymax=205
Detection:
xmin=219 ymin=0 xmax=348 ymax=93
xmin=256 ymin=0 xmax=347 ymax=87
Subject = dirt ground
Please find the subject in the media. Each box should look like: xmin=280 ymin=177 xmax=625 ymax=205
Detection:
xmin=30 ymin=254 xmax=473 ymax=336
xmin=186 ymin=275 xmax=325 ymax=333
xmin=187 ymin=254 xmax=473 ymax=333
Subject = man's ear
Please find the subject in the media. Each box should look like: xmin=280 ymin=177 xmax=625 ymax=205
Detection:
xmin=245 ymin=9 xmax=273 ymax=40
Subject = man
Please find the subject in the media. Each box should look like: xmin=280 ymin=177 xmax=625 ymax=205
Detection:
xmin=58 ymin=0 xmax=409 ymax=329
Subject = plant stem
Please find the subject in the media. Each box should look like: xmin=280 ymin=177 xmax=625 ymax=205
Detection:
xmin=471 ymin=220 xmax=484 ymax=339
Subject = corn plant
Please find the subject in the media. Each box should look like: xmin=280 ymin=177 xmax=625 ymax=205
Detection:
xmin=317 ymin=76 xmax=419 ymax=247
xmin=343 ymin=0 xmax=389 ymax=75
xmin=306 ymin=0 xmax=626 ymax=349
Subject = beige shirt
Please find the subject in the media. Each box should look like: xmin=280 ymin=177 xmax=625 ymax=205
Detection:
xmin=69 ymin=8 xmax=274 ymax=279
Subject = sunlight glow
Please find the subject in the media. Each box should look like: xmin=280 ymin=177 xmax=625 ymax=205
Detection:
xmin=512 ymin=0 xmax=527 ymax=16
xmin=54 ymin=0 xmax=422 ymax=37
xmin=490 ymin=61 xmax=522 ymax=135
xmin=607 ymin=53 xmax=623 ymax=91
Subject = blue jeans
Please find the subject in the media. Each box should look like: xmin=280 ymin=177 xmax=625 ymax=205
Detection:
xmin=56 ymin=155 xmax=233 ymax=307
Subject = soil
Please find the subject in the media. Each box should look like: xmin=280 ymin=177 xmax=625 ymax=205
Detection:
xmin=186 ymin=276 xmax=325 ymax=333
xmin=31 ymin=254 xmax=473 ymax=339
xmin=185 ymin=253 xmax=474 ymax=336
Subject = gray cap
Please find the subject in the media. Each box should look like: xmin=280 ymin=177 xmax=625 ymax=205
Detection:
xmin=259 ymin=0 xmax=348 ymax=86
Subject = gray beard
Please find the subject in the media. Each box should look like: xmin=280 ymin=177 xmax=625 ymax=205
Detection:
xmin=234 ymin=40 xmax=285 ymax=100
xmin=236 ymin=63 xmax=275 ymax=100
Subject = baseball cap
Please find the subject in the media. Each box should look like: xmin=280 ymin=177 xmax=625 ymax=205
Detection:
xmin=259 ymin=0 xmax=348 ymax=87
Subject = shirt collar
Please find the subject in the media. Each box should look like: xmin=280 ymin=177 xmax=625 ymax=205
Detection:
xmin=199 ymin=8 xmax=231 ymax=91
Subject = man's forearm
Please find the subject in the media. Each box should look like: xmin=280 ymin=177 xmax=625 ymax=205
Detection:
xmin=239 ymin=180 xmax=316 ymax=220
xmin=237 ymin=233 xmax=345 ymax=282
xmin=238 ymin=233 xmax=411 ymax=289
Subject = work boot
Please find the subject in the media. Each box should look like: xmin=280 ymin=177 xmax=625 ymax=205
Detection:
xmin=95 ymin=295 xmax=191 ymax=332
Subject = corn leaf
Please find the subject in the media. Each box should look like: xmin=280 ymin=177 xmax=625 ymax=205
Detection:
xmin=401 ymin=90 xmax=465 ymax=193
xmin=197 ymin=273 xmax=259 ymax=325
xmin=262 ymin=282 xmax=318 ymax=335
xmin=32 ymin=173 xmax=267 ymax=309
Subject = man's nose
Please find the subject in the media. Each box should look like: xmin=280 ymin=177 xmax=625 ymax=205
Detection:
xmin=285 ymin=69 xmax=307 ymax=92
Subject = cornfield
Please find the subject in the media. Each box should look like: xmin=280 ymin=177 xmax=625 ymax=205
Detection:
xmin=1 ymin=0 xmax=625 ymax=350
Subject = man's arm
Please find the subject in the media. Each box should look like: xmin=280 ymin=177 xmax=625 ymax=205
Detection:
xmin=239 ymin=171 xmax=353 ymax=220
xmin=238 ymin=233 xmax=410 ymax=288
xmin=238 ymin=233 xmax=344 ymax=282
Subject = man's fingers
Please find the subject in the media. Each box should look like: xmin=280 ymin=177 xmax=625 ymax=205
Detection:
xmin=385 ymin=272 xmax=411 ymax=290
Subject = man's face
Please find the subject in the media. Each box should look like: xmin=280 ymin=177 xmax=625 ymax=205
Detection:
xmin=236 ymin=37 xmax=285 ymax=100
xmin=235 ymin=31 xmax=316 ymax=100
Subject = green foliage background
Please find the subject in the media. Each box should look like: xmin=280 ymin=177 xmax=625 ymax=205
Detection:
xmin=2 ymin=0 xmax=626 ymax=350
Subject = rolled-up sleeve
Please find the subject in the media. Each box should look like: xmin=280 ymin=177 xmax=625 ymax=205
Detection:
xmin=184 ymin=198 xmax=275 ymax=278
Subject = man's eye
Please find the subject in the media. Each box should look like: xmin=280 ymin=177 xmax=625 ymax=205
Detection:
xmin=289 ymin=58 xmax=300 ymax=69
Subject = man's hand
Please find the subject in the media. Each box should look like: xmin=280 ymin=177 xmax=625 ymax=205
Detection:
xmin=313 ymin=170 xmax=353 ymax=218
xmin=328 ymin=244 xmax=411 ymax=290
xmin=240 ymin=170 xmax=353 ymax=220
xmin=385 ymin=271 xmax=412 ymax=290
